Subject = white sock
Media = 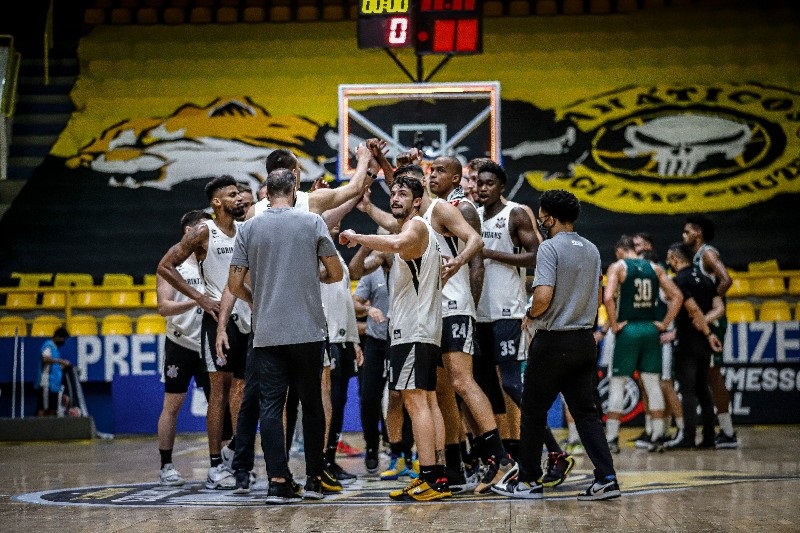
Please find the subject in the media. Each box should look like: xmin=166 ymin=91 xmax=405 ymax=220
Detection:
xmin=568 ymin=422 xmax=579 ymax=443
xmin=644 ymin=414 xmax=652 ymax=435
xmin=606 ymin=419 xmax=621 ymax=441
xmin=718 ymin=413 xmax=734 ymax=436
xmin=675 ymin=416 xmax=685 ymax=430
xmin=651 ymin=418 xmax=665 ymax=441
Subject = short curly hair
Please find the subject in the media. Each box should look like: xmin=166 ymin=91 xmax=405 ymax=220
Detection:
xmin=539 ymin=189 xmax=581 ymax=223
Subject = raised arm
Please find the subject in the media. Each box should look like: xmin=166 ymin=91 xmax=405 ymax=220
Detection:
xmin=340 ymin=218 xmax=427 ymax=261
xmin=309 ymin=144 xmax=375 ymax=214
xmin=357 ymin=187 xmax=402 ymax=234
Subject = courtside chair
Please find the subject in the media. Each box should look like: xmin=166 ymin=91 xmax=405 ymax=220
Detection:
xmin=758 ymin=300 xmax=792 ymax=322
xmin=101 ymin=314 xmax=133 ymax=335
xmin=136 ymin=313 xmax=167 ymax=335
xmin=69 ymin=315 xmax=99 ymax=336
xmin=31 ymin=315 xmax=64 ymax=337
xmin=725 ymin=300 xmax=755 ymax=323
xmin=0 ymin=315 xmax=27 ymax=337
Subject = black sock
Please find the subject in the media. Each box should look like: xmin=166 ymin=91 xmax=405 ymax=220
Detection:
xmin=444 ymin=443 xmax=462 ymax=473
xmin=390 ymin=442 xmax=403 ymax=458
xmin=325 ymin=445 xmax=337 ymax=465
xmin=227 ymin=436 xmax=236 ymax=451
xmin=459 ymin=440 xmax=471 ymax=466
xmin=544 ymin=427 xmax=563 ymax=453
xmin=433 ymin=464 xmax=446 ymax=483
xmin=482 ymin=429 xmax=507 ymax=462
xmin=210 ymin=454 xmax=222 ymax=467
xmin=159 ymin=448 xmax=172 ymax=468
xmin=503 ymin=439 xmax=520 ymax=460
xmin=401 ymin=445 xmax=414 ymax=461
xmin=420 ymin=464 xmax=436 ymax=484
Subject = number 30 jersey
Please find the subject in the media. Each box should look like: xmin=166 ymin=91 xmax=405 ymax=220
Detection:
xmin=617 ymin=258 xmax=662 ymax=322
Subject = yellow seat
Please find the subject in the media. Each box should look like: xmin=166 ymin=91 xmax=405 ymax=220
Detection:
xmin=31 ymin=315 xmax=65 ymax=337
xmin=750 ymin=276 xmax=785 ymax=297
xmin=143 ymin=274 xmax=157 ymax=288
xmin=69 ymin=315 xmax=99 ymax=336
xmin=136 ymin=313 xmax=167 ymax=335
xmin=40 ymin=289 xmax=67 ymax=310
xmin=748 ymin=259 xmax=780 ymax=272
xmin=103 ymin=274 xmax=140 ymax=308
xmin=5 ymin=291 xmax=38 ymax=310
xmin=53 ymin=273 xmax=105 ymax=309
xmin=787 ymin=276 xmax=800 ymax=296
xmin=0 ymin=316 xmax=27 ymax=337
xmin=725 ymin=300 xmax=755 ymax=323
xmin=759 ymin=300 xmax=792 ymax=322
xmin=142 ymin=290 xmax=158 ymax=308
xmin=73 ymin=289 xmax=109 ymax=309
xmin=795 ymin=302 xmax=800 ymax=321
xmin=101 ymin=314 xmax=133 ymax=335
xmin=103 ymin=274 xmax=134 ymax=287
xmin=726 ymin=277 xmax=751 ymax=298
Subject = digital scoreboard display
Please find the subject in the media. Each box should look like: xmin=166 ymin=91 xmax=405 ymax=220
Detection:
xmin=358 ymin=0 xmax=482 ymax=55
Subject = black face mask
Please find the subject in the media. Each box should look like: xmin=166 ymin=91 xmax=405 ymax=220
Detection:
xmin=537 ymin=216 xmax=553 ymax=240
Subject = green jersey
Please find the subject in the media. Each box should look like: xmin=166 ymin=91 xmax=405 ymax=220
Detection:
xmin=617 ymin=258 xmax=662 ymax=322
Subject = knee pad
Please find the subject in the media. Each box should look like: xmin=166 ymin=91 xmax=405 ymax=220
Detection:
xmin=608 ymin=376 xmax=626 ymax=414
xmin=640 ymin=372 xmax=665 ymax=412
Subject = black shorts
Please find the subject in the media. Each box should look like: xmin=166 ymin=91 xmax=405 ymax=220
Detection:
xmin=388 ymin=342 xmax=439 ymax=392
xmin=201 ymin=312 xmax=249 ymax=379
xmin=163 ymin=337 xmax=213 ymax=394
xmin=328 ymin=342 xmax=358 ymax=378
xmin=475 ymin=319 xmax=522 ymax=363
xmin=441 ymin=315 xmax=476 ymax=355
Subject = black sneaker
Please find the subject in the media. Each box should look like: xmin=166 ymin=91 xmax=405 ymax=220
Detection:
xmin=715 ymin=431 xmax=739 ymax=449
xmin=233 ymin=469 xmax=251 ymax=494
xmin=326 ymin=462 xmax=357 ymax=485
xmin=320 ymin=468 xmax=343 ymax=493
xmin=541 ymin=452 xmax=576 ymax=487
xmin=365 ymin=448 xmax=380 ymax=474
xmin=265 ymin=480 xmax=302 ymax=504
xmin=577 ymin=476 xmax=621 ymax=501
xmin=302 ymin=476 xmax=324 ymax=500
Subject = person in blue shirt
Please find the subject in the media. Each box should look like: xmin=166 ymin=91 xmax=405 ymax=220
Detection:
xmin=35 ymin=326 xmax=71 ymax=416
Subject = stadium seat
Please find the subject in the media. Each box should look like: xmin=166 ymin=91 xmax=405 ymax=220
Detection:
xmin=101 ymin=314 xmax=133 ymax=335
xmin=616 ymin=0 xmax=638 ymax=12
xmin=795 ymin=302 xmax=800 ymax=321
xmin=216 ymin=6 xmax=239 ymax=23
xmin=110 ymin=7 xmax=133 ymax=24
xmin=590 ymin=0 xmax=611 ymax=14
xmin=535 ymin=0 xmax=558 ymax=15
xmin=5 ymin=291 xmax=38 ymax=310
xmin=136 ymin=7 xmax=159 ymax=24
xmin=189 ymin=6 xmax=213 ymax=23
xmin=40 ymin=289 xmax=67 ymax=310
xmin=748 ymin=259 xmax=780 ymax=272
xmin=787 ymin=275 xmax=800 ymax=296
xmin=102 ymin=274 xmax=141 ymax=308
xmin=750 ymin=276 xmax=785 ymax=297
xmin=759 ymin=300 xmax=792 ymax=322
xmin=242 ymin=6 xmax=265 ymax=22
xmin=143 ymin=289 xmax=158 ymax=308
xmin=726 ymin=277 xmax=751 ymax=298
xmin=269 ymin=6 xmax=291 ymax=22
xmin=322 ymin=5 xmax=344 ymax=21
xmin=84 ymin=7 xmax=107 ymax=25
xmin=31 ymin=315 xmax=64 ymax=337
xmin=726 ymin=300 xmax=755 ymax=323
xmin=508 ymin=1 xmax=530 ymax=16
xmin=482 ymin=1 xmax=503 ymax=17
xmin=0 ymin=315 xmax=27 ymax=337
xmin=562 ymin=0 xmax=584 ymax=15
xmin=643 ymin=0 xmax=666 ymax=8
xmin=143 ymin=274 xmax=157 ymax=288
xmin=296 ymin=5 xmax=319 ymax=21
xmin=69 ymin=315 xmax=99 ymax=336
xmin=163 ymin=7 xmax=186 ymax=23
xmin=73 ymin=289 xmax=108 ymax=309
xmin=136 ymin=313 xmax=167 ymax=334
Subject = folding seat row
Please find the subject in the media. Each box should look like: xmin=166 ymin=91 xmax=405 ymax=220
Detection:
xmin=0 ymin=313 xmax=167 ymax=337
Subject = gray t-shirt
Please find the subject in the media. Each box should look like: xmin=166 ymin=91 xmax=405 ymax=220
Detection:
xmin=353 ymin=267 xmax=390 ymax=341
xmin=231 ymin=207 xmax=337 ymax=347
xmin=531 ymin=231 xmax=601 ymax=331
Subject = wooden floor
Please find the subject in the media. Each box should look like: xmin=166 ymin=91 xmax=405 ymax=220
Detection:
xmin=2 ymin=425 xmax=799 ymax=532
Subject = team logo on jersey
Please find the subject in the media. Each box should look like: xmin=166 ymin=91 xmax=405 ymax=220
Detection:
xmin=393 ymin=329 xmax=402 ymax=340
xmin=494 ymin=217 xmax=507 ymax=229
xmin=518 ymin=83 xmax=800 ymax=214
xmin=338 ymin=328 xmax=347 ymax=337
xmin=165 ymin=365 xmax=179 ymax=379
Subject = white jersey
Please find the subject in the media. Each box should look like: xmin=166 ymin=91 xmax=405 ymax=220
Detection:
xmin=320 ymin=251 xmax=360 ymax=344
xmin=253 ymin=190 xmax=309 ymax=216
xmin=200 ymin=219 xmax=251 ymax=334
xmin=423 ymin=198 xmax=476 ymax=319
xmin=477 ymin=202 xmax=527 ymax=322
xmin=693 ymin=243 xmax=719 ymax=284
xmin=166 ymin=255 xmax=205 ymax=351
xmin=389 ymin=216 xmax=442 ymax=346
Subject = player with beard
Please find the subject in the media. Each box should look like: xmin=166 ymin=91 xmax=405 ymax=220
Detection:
xmin=157 ymin=175 xmax=251 ymax=490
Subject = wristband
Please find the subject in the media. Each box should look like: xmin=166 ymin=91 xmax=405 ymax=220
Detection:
xmin=525 ymin=309 xmax=536 ymax=320
xmin=366 ymin=170 xmax=376 ymax=178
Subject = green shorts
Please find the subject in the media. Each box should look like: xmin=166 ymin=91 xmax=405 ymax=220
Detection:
xmin=612 ymin=321 xmax=662 ymax=377
xmin=710 ymin=317 xmax=727 ymax=367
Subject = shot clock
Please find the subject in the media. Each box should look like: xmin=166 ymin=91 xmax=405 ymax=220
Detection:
xmin=358 ymin=0 xmax=482 ymax=55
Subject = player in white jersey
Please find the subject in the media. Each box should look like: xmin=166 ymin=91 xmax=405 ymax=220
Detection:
xmin=156 ymin=210 xmax=215 ymax=486
xmin=157 ymin=175 xmax=247 ymax=490
xmin=683 ymin=213 xmax=738 ymax=449
xmin=340 ymin=176 xmax=451 ymax=502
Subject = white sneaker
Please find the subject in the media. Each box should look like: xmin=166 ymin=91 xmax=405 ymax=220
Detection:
xmin=491 ymin=460 xmax=519 ymax=493
xmin=206 ymin=464 xmax=236 ymax=490
xmin=221 ymin=445 xmax=235 ymax=469
xmin=159 ymin=463 xmax=185 ymax=486
xmin=492 ymin=479 xmax=543 ymax=499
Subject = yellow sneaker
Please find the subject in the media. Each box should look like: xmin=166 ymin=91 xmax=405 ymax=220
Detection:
xmin=381 ymin=456 xmax=410 ymax=480
xmin=390 ymin=478 xmax=452 ymax=502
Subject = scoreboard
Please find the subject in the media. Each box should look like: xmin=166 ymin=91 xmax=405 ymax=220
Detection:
xmin=357 ymin=0 xmax=483 ymax=55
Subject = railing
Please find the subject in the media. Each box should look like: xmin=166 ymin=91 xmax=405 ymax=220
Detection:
xmin=1 ymin=34 xmax=21 ymax=180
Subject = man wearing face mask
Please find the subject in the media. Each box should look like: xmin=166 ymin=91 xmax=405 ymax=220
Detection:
xmin=35 ymin=326 xmax=72 ymax=417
